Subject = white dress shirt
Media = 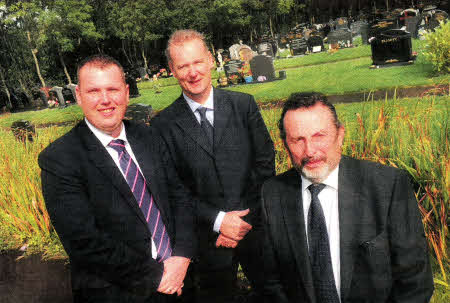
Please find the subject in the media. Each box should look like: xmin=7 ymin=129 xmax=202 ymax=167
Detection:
xmin=183 ymin=90 xmax=226 ymax=233
xmin=301 ymin=167 xmax=341 ymax=300
xmin=85 ymin=118 xmax=157 ymax=259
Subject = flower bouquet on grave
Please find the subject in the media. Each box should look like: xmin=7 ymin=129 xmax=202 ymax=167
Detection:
xmin=239 ymin=62 xmax=253 ymax=83
xmin=228 ymin=74 xmax=240 ymax=85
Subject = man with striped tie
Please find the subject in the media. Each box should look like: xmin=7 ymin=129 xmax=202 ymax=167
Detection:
xmin=39 ymin=54 xmax=195 ymax=303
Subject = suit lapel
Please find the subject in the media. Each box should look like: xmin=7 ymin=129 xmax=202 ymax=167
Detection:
xmin=173 ymin=95 xmax=214 ymax=156
xmin=213 ymin=88 xmax=232 ymax=148
xmin=281 ymin=170 xmax=315 ymax=303
xmin=79 ymin=121 xmax=149 ymax=228
xmin=338 ymin=157 xmax=362 ymax=302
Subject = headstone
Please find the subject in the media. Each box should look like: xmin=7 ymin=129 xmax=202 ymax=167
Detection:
xmin=125 ymin=104 xmax=153 ymax=124
xmin=335 ymin=17 xmax=349 ymax=30
xmin=405 ymin=16 xmax=421 ymax=38
xmin=126 ymin=74 xmax=140 ymax=98
xmin=370 ymin=29 xmax=413 ymax=65
xmin=238 ymin=45 xmax=255 ymax=62
xmin=137 ymin=67 xmax=147 ymax=80
xmin=360 ymin=22 xmax=370 ymax=44
xmin=229 ymin=44 xmax=241 ymax=60
xmin=368 ymin=19 xmax=398 ymax=40
xmin=307 ymin=35 xmax=324 ymax=53
xmin=327 ymin=30 xmax=352 ymax=48
xmin=425 ymin=10 xmax=448 ymax=31
xmin=62 ymin=87 xmax=75 ymax=105
xmin=50 ymin=86 xmax=66 ymax=108
xmin=257 ymin=42 xmax=274 ymax=57
xmin=351 ymin=20 xmax=368 ymax=36
xmin=11 ymin=120 xmax=35 ymax=142
xmin=224 ymin=60 xmax=244 ymax=79
xmin=249 ymin=55 xmax=275 ymax=82
xmin=65 ymin=84 xmax=77 ymax=103
xmin=290 ymin=38 xmax=308 ymax=55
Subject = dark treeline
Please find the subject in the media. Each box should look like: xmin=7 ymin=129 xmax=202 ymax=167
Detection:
xmin=0 ymin=0 xmax=447 ymax=111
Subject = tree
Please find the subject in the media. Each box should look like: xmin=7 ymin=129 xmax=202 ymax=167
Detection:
xmin=36 ymin=0 xmax=101 ymax=84
xmin=108 ymin=0 xmax=168 ymax=69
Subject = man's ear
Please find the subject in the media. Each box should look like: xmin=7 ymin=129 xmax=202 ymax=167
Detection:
xmin=75 ymin=85 xmax=82 ymax=106
xmin=338 ymin=125 xmax=345 ymax=147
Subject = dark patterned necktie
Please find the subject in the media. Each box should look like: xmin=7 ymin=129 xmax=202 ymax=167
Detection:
xmin=308 ymin=183 xmax=340 ymax=303
xmin=197 ymin=106 xmax=214 ymax=146
xmin=109 ymin=139 xmax=171 ymax=262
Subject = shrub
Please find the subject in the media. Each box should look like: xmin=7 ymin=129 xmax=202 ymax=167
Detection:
xmin=423 ymin=20 xmax=450 ymax=74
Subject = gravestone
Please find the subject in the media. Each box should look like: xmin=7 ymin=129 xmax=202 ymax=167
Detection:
xmin=224 ymin=60 xmax=244 ymax=79
xmin=126 ymin=74 xmax=140 ymax=98
xmin=50 ymin=86 xmax=66 ymax=108
xmin=62 ymin=87 xmax=75 ymax=105
xmin=351 ymin=20 xmax=368 ymax=36
xmin=257 ymin=42 xmax=274 ymax=57
xmin=370 ymin=29 xmax=413 ymax=66
xmin=307 ymin=35 xmax=324 ymax=53
xmin=125 ymin=104 xmax=152 ymax=124
xmin=360 ymin=22 xmax=370 ymax=44
xmin=327 ymin=29 xmax=352 ymax=48
xmin=405 ymin=16 xmax=421 ymax=38
xmin=425 ymin=10 xmax=448 ymax=31
xmin=11 ymin=120 xmax=35 ymax=142
xmin=249 ymin=55 xmax=275 ymax=82
xmin=65 ymin=84 xmax=77 ymax=103
xmin=229 ymin=44 xmax=241 ymax=60
xmin=238 ymin=45 xmax=255 ymax=62
xmin=290 ymin=38 xmax=308 ymax=55
xmin=368 ymin=19 xmax=398 ymax=40
xmin=137 ymin=67 xmax=147 ymax=80
xmin=335 ymin=17 xmax=349 ymax=30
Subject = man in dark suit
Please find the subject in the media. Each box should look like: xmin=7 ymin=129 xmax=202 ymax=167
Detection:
xmin=261 ymin=92 xmax=434 ymax=303
xmin=151 ymin=30 xmax=275 ymax=302
xmin=38 ymin=55 xmax=195 ymax=302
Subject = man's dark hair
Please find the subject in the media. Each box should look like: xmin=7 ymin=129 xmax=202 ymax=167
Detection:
xmin=278 ymin=92 xmax=342 ymax=142
xmin=77 ymin=54 xmax=125 ymax=85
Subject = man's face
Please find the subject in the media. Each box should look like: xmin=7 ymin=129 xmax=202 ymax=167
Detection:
xmin=76 ymin=64 xmax=129 ymax=138
xmin=283 ymin=103 xmax=345 ymax=183
xmin=168 ymin=38 xmax=214 ymax=104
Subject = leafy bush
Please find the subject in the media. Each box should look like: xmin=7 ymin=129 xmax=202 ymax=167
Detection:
xmin=423 ymin=20 xmax=450 ymax=74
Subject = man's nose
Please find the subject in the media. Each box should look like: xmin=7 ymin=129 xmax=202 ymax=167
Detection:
xmin=187 ymin=65 xmax=198 ymax=78
xmin=100 ymin=90 xmax=110 ymax=103
xmin=304 ymin=140 xmax=317 ymax=157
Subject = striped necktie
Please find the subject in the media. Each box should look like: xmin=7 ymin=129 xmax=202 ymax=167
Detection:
xmin=109 ymin=139 xmax=171 ymax=262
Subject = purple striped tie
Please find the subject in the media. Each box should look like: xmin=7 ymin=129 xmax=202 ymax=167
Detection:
xmin=109 ymin=139 xmax=171 ymax=262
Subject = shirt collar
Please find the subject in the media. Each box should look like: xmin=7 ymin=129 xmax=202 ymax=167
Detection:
xmin=183 ymin=87 xmax=214 ymax=112
xmin=85 ymin=118 xmax=128 ymax=148
xmin=301 ymin=164 xmax=339 ymax=193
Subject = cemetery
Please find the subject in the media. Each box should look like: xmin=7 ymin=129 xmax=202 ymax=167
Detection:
xmin=0 ymin=1 xmax=449 ymax=302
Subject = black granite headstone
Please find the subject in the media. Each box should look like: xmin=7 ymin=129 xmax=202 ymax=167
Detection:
xmin=370 ymin=29 xmax=413 ymax=65
xmin=126 ymin=74 xmax=140 ymax=98
xmin=125 ymin=104 xmax=153 ymax=124
xmin=368 ymin=18 xmax=398 ymax=39
xmin=137 ymin=67 xmax=147 ymax=80
xmin=307 ymin=35 xmax=324 ymax=53
xmin=290 ymin=38 xmax=308 ymax=55
xmin=249 ymin=55 xmax=275 ymax=82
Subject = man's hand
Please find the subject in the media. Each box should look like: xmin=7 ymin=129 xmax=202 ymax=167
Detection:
xmin=216 ymin=234 xmax=238 ymax=248
xmin=219 ymin=209 xmax=252 ymax=241
xmin=157 ymin=256 xmax=190 ymax=296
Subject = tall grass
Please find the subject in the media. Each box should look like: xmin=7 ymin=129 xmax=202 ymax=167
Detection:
xmin=0 ymin=126 xmax=72 ymax=257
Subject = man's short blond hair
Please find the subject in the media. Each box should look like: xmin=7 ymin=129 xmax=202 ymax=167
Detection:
xmin=165 ymin=29 xmax=209 ymax=63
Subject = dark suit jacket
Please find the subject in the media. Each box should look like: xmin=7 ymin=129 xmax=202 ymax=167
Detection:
xmin=38 ymin=120 xmax=195 ymax=299
xmin=151 ymin=88 xmax=275 ymax=265
xmin=261 ymin=156 xmax=433 ymax=303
